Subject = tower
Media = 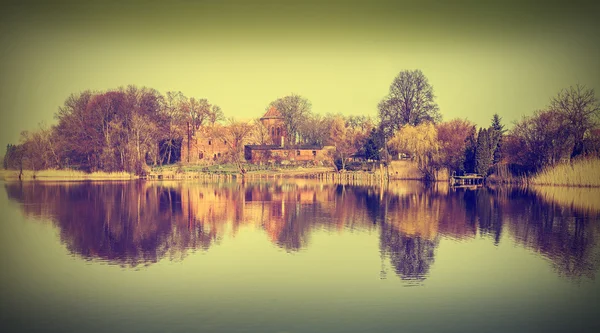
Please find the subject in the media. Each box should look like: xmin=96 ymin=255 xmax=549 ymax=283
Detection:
xmin=260 ymin=106 xmax=287 ymax=145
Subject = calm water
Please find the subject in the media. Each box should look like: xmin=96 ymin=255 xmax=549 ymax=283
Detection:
xmin=1 ymin=180 xmax=599 ymax=333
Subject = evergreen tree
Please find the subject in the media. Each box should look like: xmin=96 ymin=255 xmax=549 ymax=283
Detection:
xmin=3 ymin=144 xmax=23 ymax=170
xmin=475 ymin=128 xmax=492 ymax=176
xmin=491 ymin=113 xmax=505 ymax=133
xmin=490 ymin=114 xmax=506 ymax=165
xmin=463 ymin=126 xmax=477 ymax=174
xmin=364 ymin=128 xmax=382 ymax=161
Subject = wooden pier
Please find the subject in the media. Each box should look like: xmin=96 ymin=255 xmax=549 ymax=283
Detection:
xmin=450 ymin=173 xmax=484 ymax=186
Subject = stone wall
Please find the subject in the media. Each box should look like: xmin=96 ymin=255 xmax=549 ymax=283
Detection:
xmin=181 ymin=129 xmax=230 ymax=165
xmin=245 ymin=146 xmax=335 ymax=165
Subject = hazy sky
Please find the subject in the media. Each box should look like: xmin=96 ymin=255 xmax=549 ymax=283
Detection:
xmin=1 ymin=0 xmax=599 ymax=150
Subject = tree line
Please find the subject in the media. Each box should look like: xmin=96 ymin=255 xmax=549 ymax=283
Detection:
xmin=376 ymin=70 xmax=600 ymax=180
xmin=3 ymin=72 xmax=600 ymax=178
xmin=1 ymin=85 xmax=376 ymax=174
xmin=3 ymin=86 xmax=225 ymax=174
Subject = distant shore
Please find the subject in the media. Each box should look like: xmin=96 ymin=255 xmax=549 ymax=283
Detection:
xmin=0 ymin=166 xmax=405 ymax=184
xmin=0 ymin=167 xmax=339 ymax=182
xmin=3 ymin=158 xmax=599 ymax=187
xmin=0 ymin=169 xmax=139 ymax=181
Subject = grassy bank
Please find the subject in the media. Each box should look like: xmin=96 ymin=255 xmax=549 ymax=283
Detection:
xmin=1 ymin=169 xmax=138 ymax=181
xmin=529 ymin=158 xmax=600 ymax=187
xmin=148 ymin=161 xmax=441 ymax=183
xmin=146 ymin=165 xmax=337 ymax=181
xmin=2 ymin=161 xmax=446 ymax=183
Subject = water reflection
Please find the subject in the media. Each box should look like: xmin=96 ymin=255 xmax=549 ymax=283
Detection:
xmin=502 ymin=187 xmax=600 ymax=279
xmin=4 ymin=180 xmax=600 ymax=280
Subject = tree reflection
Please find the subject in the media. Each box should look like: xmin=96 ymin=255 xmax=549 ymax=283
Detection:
xmin=4 ymin=180 xmax=600 ymax=280
xmin=373 ymin=184 xmax=441 ymax=281
xmin=502 ymin=187 xmax=600 ymax=279
xmin=4 ymin=182 xmax=217 ymax=267
xmin=462 ymin=187 xmax=503 ymax=244
xmin=379 ymin=222 xmax=438 ymax=282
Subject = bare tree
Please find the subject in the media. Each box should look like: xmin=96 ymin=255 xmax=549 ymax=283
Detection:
xmin=378 ymin=70 xmax=441 ymax=138
xmin=549 ymin=85 xmax=600 ymax=157
xmin=508 ymin=109 xmax=573 ymax=171
xmin=299 ymin=113 xmax=330 ymax=146
xmin=267 ymin=94 xmax=312 ymax=144
xmin=185 ymin=97 xmax=211 ymax=134
xmin=211 ymin=118 xmax=254 ymax=174
xmin=159 ymin=91 xmax=186 ymax=165
xmin=208 ymin=105 xmax=225 ymax=125
xmin=37 ymin=122 xmax=61 ymax=168
xmin=251 ymin=119 xmax=272 ymax=145
xmin=329 ymin=115 xmax=354 ymax=171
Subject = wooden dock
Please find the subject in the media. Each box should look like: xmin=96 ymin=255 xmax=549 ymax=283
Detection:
xmin=450 ymin=173 xmax=484 ymax=186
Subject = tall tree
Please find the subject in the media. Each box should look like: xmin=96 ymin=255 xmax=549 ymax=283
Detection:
xmin=490 ymin=114 xmax=506 ymax=165
xmin=329 ymin=115 xmax=354 ymax=171
xmin=463 ymin=126 xmax=477 ymax=174
xmin=267 ymin=94 xmax=312 ymax=144
xmin=208 ymin=105 xmax=225 ymax=126
xmin=346 ymin=115 xmax=375 ymax=133
xmin=185 ymin=97 xmax=211 ymax=134
xmin=3 ymin=144 xmax=24 ymax=171
xmin=364 ymin=128 xmax=383 ymax=161
xmin=506 ymin=109 xmax=573 ymax=172
xmin=54 ymin=90 xmax=102 ymax=171
xmin=549 ymin=85 xmax=600 ymax=157
xmin=378 ymin=69 xmax=441 ymax=139
xmin=159 ymin=91 xmax=186 ymax=165
xmin=475 ymin=128 xmax=492 ymax=176
xmin=299 ymin=113 xmax=330 ymax=146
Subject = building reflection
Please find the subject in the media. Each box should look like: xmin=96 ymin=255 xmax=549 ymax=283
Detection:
xmin=4 ymin=180 xmax=600 ymax=280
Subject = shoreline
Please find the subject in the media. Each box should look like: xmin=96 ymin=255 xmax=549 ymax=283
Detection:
xmin=3 ymin=168 xmax=599 ymax=188
xmin=1 ymin=167 xmax=421 ymax=183
xmin=0 ymin=169 xmax=139 ymax=181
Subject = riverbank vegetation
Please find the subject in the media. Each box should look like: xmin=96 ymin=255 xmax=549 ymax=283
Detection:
xmin=3 ymin=70 xmax=599 ymax=185
xmin=529 ymin=158 xmax=600 ymax=187
xmin=0 ymin=169 xmax=136 ymax=181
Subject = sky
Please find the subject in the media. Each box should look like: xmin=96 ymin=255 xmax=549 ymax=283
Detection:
xmin=1 ymin=0 xmax=599 ymax=150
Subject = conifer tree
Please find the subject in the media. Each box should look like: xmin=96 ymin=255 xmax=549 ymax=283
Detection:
xmin=475 ymin=128 xmax=492 ymax=176
xmin=463 ymin=126 xmax=477 ymax=174
xmin=490 ymin=114 xmax=506 ymax=165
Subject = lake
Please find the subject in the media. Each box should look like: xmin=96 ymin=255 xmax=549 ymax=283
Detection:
xmin=1 ymin=180 xmax=599 ymax=333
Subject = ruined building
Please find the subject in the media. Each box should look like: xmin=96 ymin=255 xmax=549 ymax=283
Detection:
xmin=181 ymin=106 xmax=334 ymax=165
xmin=244 ymin=107 xmax=334 ymax=165
xmin=181 ymin=126 xmax=230 ymax=165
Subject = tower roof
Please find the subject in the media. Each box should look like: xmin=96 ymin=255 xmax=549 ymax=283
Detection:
xmin=261 ymin=106 xmax=283 ymax=119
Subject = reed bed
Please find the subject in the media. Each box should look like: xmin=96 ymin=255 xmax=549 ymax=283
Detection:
xmin=1 ymin=169 xmax=137 ymax=181
xmin=530 ymin=158 xmax=600 ymax=187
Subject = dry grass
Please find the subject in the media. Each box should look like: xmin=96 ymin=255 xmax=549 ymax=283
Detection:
xmin=530 ymin=158 xmax=600 ymax=187
xmin=1 ymin=169 xmax=137 ymax=181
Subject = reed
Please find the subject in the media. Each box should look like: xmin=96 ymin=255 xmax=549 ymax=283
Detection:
xmin=1 ymin=169 xmax=137 ymax=181
xmin=530 ymin=158 xmax=600 ymax=187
